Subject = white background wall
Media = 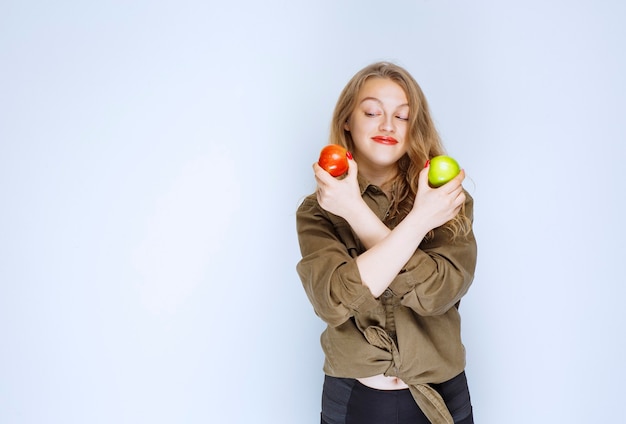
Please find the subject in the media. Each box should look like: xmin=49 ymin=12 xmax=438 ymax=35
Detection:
xmin=1 ymin=1 xmax=625 ymax=423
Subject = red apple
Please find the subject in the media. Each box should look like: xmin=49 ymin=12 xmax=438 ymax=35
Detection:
xmin=318 ymin=144 xmax=349 ymax=177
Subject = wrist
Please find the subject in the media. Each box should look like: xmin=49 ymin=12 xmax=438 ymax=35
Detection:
xmin=403 ymin=210 xmax=431 ymax=242
xmin=341 ymin=197 xmax=370 ymax=225
xmin=344 ymin=199 xmax=390 ymax=249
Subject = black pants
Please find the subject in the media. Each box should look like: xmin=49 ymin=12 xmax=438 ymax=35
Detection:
xmin=321 ymin=371 xmax=473 ymax=424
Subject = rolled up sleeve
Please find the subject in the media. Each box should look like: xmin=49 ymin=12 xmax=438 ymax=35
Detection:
xmin=296 ymin=196 xmax=380 ymax=327
xmin=388 ymin=194 xmax=478 ymax=316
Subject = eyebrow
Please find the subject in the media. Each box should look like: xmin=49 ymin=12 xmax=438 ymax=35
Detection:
xmin=359 ymin=97 xmax=409 ymax=108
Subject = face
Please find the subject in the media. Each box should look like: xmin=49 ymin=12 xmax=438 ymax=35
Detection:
xmin=344 ymin=77 xmax=410 ymax=180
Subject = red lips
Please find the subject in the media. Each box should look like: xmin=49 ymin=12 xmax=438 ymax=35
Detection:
xmin=371 ymin=136 xmax=398 ymax=145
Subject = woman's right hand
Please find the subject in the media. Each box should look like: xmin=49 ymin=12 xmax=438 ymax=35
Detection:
xmin=313 ymin=155 xmax=364 ymax=220
xmin=411 ymin=164 xmax=466 ymax=231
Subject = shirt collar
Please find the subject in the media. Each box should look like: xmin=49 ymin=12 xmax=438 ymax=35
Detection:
xmin=357 ymin=174 xmax=387 ymax=196
xmin=357 ymin=174 xmax=372 ymax=195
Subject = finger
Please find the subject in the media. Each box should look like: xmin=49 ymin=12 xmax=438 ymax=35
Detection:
xmin=449 ymin=169 xmax=466 ymax=187
xmin=455 ymin=191 xmax=467 ymax=208
xmin=448 ymin=183 xmax=467 ymax=207
xmin=313 ymin=162 xmax=336 ymax=185
xmin=418 ymin=166 xmax=431 ymax=191
xmin=439 ymin=169 xmax=466 ymax=194
xmin=312 ymin=163 xmax=324 ymax=185
xmin=449 ymin=191 xmax=465 ymax=213
xmin=346 ymin=152 xmax=358 ymax=180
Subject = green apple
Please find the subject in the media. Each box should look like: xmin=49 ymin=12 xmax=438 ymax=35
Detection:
xmin=428 ymin=155 xmax=461 ymax=187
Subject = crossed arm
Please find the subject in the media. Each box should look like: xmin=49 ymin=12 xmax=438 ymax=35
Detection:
xmin=313 ymin=157 xmax=466 ymax=298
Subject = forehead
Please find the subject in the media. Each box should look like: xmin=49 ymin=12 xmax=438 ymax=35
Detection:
xmin=357 ymin=77 xmax=408 ymax=105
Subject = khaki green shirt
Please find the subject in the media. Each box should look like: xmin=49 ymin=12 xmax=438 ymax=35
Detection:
xmin=296 ymin=177 xmax=477 ymax=424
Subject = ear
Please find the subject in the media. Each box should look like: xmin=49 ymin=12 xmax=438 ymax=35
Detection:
xmin=343 ymin=119 xmax=350 ymax=132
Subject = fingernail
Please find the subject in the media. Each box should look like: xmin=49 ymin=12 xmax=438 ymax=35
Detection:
xmin=424 ymin=159 xmax=430 ymax=168
xmin=346 ymin=151 xmax=353 ymax=160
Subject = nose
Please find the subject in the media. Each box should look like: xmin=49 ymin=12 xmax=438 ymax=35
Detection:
xmin=379 ymin=114 xmax=395 ymax=132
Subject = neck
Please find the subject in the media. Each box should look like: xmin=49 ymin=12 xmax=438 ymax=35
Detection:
xmin=359 ymin=166 xmax=398 ymax=191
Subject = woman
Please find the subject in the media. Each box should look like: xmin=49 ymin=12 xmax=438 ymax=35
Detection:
xmin=296 ymin=62 xmax=477 ymax=424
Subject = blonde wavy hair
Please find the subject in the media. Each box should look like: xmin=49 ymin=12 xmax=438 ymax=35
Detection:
xmin=329 ymin=61 xmax=471 ymax=240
